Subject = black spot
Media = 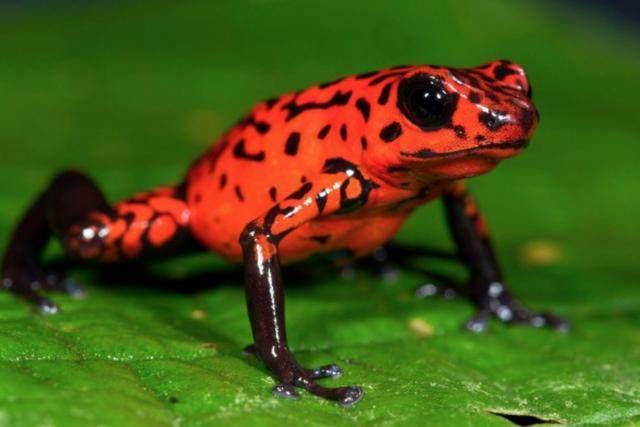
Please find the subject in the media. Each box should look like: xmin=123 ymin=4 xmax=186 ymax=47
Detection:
xmin=468 ymin=91 xmax=482 ymax=103
xmin=234 ymin=186 xmax=244 ymax=201
xmin=316 ymin=191 xmax=328 ymax=214
xmin=486 ymin=92 xmax=500 ymax=103
xmin=285 ymin=132 xmax=301 ymax=156
xmin=301 ymin=176 xmax=307 ymax=183
xmin=269 ymin=186 xmax=277 ymax=202
xmin=317 ymin=124 xmax=331 ymax=140
xmin=233 ymin=139 xmax=265 ymax=162
xmin=475 ymin=134 xmax=486 ymax=142
xmin=479 ymin=111 xmax=507 ymax=131
xmin=282 ymin=90 xmax=352 ymax=121
xmin=287 ymin=182 xmax=313 ymax=200
xmin=265 ymin=97 xmax=279 ymax=109
xmin=378 ymin=83 xmax=392 ymax=105
xmin=355 ymin=97 xmax=371 ymax=122
xmin=340 ymin=124 xmax=348 ymax=141
xmin=219 ymin=173 xmax=227 ymax=189
xmin=239 ymin=115 xmax=271 ymax=134
xmin=360 ymin=136 xmax=368 ymax=150
xmin=453 ymin=125 xmax=466 ymax=138
xmin=310 ymin=234 xmax=330 ymax=244
xmin=318 ymin=77 xmax=344 ymax=89
xmin=493 ymin=64 xmax=519 ymax=80
xmin=254 ymin=121 xmax=271 ymax=134
xmin=379 ymin=122 xmax=403 ymax=142
xmin=368 ymin=71 xmax=405 ymax=86
xmin=355 ymin=70 xmax=378 ymax=79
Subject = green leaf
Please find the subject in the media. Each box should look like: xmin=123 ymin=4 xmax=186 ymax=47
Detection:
xmin=1 ymin=1 xmax=639 ymax=426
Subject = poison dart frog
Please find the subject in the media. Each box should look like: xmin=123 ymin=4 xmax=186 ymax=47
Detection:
xmin=1 ymin=60 xmax=567 ymax=405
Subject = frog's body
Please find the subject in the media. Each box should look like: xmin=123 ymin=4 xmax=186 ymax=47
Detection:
xmin=2 ymin=61 xmax=566 ymax=405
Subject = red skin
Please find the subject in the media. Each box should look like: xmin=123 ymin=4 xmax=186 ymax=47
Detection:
xmin=47 ymin=61 xmax=535 ymax=272
xmin=185 ymin=61 xmax=535 ymax=263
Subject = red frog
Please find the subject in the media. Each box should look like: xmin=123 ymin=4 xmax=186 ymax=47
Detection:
xmin=1 ymin=60 xmax=567 ymax=405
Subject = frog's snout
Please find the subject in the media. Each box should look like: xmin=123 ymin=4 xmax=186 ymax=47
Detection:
xmin=485 ymin=60 xmax=531 ymax=99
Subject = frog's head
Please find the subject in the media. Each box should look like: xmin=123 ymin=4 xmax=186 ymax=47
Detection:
xmin=362 ymin=61 xmax=538 ymax=187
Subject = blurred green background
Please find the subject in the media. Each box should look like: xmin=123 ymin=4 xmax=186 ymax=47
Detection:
xmin=0 ymin=1 xmax=639 ymax=426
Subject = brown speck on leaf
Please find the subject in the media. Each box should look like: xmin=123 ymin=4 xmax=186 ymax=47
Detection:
xmin=408 ymin=318 xmax=434 ymax=338
xmin=202 ymin=342 xmax=217 ymax=350
xmin=519 ymin=239 xmax=564 ymax=267
xmin=191 ymin=309 xmax=207 ymax=320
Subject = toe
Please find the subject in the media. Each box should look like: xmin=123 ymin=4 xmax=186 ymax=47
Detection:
xmin=307 ymin=364 xmax=342 ymax=379
xmin=272 ymin=383 xmax=300 ymax=400
xmin=338 ymin=386 xmax=363 ymax=406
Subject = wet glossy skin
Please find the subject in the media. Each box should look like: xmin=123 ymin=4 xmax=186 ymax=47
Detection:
xmin=187 ymin=62 xmax=537 ymax=263
xmin=1 ymin=61 xmax=566 ymax=406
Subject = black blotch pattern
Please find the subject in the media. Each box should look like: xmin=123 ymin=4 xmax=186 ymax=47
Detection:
xmin=265 ymin=97 xmax=279 ymax=109
xmin=318 ymin=124 xmax=331 ymax=140
xmin=453 ymin=125 xmax=466 ymax=138
xmin=284 ymin=132 xmax=301 ymax=156
xmin=475 ymin=134 xmax=486 ymax=142
xmin=310 ymin=235 xmax=331 ymax=244
xmin=234 ymin=186 xmax=244 ymax=202
xmin=322 ymin=158 xmax=380 ymax=214
xmin=301 ymin=176 xmax=307 ymax=183
xmin=254 ymin=121 xmax=271 ymax=134
xmin=379 ymin=122 xmax=403 ymax=142
xmin=233 ymin=139 xmax=265 ymax=162
xmin=340 ymin=124 xmax=348 ymax=141
xmin=318 ymin=77 xmax=344 ymax=89
xmin=282 ymin=90 xmax=352 ymax=121
xmin=286 ymin=182 xmax=313 ymax=200
xmin=368 ymin=71 xmax=405 ymax=86
xmin=355 ymin=97 xmax=371 ymax=122
xmin=493 ymin=64 xmax=519 ymax=80
xmin=378 ymin=83 xmax=392 ymax=105
xmin=269 ymin=186 xmax=277 ymax=202
xmin=219 ymin=173 xmax=227 ymax=189
xmin=355 ymin=70 xmax=378 ymax=79
xmin=360 ymin=136 xmax=368 ymax=150
xmin=240 ymin=115 xmax=271 ymax=134
xmin=468 ymin=91 xmax=482 ymax=104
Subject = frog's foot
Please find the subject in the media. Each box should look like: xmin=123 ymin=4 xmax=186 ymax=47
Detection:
xmin=271 ymin=365 xmax=362 ymax=405
xmin=415 ymin=271 xmax=467 ymax=300
xmin=243 ymin=344 xmax=360 ymax=405
xmin=1 ymin=262 xmax=85 ymax=314
xmin=466 ymin=281 xmax=569 ymax=333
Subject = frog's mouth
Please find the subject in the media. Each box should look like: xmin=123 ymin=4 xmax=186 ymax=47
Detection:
xmin=400 ymin=139 xmax=529 ymax=161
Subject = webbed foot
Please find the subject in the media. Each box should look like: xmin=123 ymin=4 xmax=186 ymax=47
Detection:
xmin=243 ymin=344 xmax=361 ymax=405
xmin=2 ymin=260 xmax=85 ymax=314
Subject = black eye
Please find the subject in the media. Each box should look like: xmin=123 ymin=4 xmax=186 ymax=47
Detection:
xmin=398 ymin=74 xmax=458 ymax=130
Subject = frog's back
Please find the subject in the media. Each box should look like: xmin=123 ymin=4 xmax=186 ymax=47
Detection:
xmin=185 ymin=74 xmax=387 ymax=260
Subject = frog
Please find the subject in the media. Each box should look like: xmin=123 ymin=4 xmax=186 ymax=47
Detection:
xmin=1 ymin=60 xmax=568 ymax=406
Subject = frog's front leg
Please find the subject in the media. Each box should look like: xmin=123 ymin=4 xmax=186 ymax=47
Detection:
xmin=442 ymin=182 xmax=569 ymax=333
xmin=239 ymin=159 xmax=374 ymax=405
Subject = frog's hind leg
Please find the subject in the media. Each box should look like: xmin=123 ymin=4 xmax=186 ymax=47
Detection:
xmin=1 ymin=170 xmax=199 ymax=313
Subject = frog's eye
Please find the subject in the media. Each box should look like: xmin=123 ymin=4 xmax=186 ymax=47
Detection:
xmin=398 ymin=74 xmax=457 ymax=130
